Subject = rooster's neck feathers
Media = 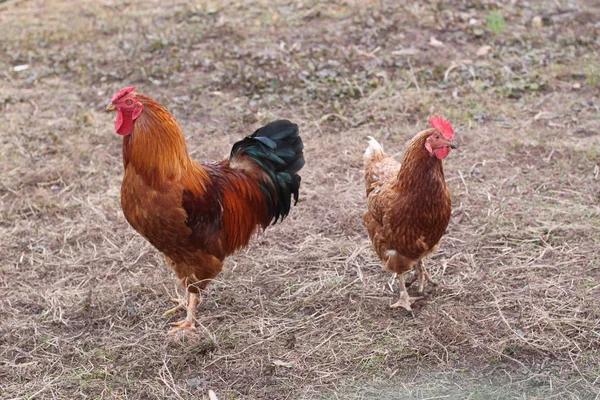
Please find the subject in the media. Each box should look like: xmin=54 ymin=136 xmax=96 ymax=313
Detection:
xmin=122 ymin=96 xmax=195 ymax=184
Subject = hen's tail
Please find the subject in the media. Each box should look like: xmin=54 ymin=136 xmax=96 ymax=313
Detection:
xmin=230 ymin=120 xmax=304 ymax=223
xmin=363 ymin=136 xmax=386 ymax=165
xmin=363 ymin=136 xmax=401 ymax=197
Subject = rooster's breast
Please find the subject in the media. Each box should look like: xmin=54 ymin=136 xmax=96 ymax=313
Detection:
xmin=120 ymin=167 xmax=191 ymax=259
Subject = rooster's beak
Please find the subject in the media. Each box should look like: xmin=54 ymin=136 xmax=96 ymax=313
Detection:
xmin=106 ymin=103 xmax=116 ymax=112
xmin=448 ymin=141 xmax=457 ymax=149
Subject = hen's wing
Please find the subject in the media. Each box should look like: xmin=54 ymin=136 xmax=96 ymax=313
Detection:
xmin=363 ymin=179 xmax=398 ymax=258
xmin=365 ymin=157 xmax=400 ymax=194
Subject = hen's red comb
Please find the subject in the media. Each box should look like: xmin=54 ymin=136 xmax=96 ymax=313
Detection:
xmin=111 ymin=86 xmax=136 ymax=103
xmin=429 ymin=115 xmax=454 ymax=140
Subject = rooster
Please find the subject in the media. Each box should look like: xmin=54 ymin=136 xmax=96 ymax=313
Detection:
xmin=106 ymin=86 xmax=304 ymax=333
xmin=363 ymin=116 xmax=455 ymax=311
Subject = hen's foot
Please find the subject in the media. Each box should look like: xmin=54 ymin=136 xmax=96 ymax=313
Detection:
xmin=390 ymin=291 xmax=423 ymax=311
xmin=163 ymin=297 xmax=186 ymax=316
xmin=390 ymin=273 xmax=422 ymax=311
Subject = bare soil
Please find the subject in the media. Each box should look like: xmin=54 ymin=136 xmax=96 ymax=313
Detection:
xmin=1 ymin=0 xmax=599 ymax=399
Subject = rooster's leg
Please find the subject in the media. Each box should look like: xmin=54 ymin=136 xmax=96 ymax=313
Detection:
xmin=390 ymin=273 xmax=422 ymax=311
xmin=167 ymin=292 xmax=199 ymax=334
xmin=415 ymin=260 xmax=437 ymax=293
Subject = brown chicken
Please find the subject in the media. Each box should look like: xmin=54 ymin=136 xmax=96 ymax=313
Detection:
xmin=106 ymin=86 xmax=304 ymax=333
xmin=363 ymin=116 xmax=455 ymax=311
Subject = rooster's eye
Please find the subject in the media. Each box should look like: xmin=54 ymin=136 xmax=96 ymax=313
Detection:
xmin=126 ymin=99 xmax=133 ymax=105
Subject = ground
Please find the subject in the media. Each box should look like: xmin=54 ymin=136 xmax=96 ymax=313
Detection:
xmin=1 ymin=0 xmax=599 ymax=399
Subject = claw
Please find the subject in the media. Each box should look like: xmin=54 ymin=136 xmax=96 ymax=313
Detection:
xmin=163 ymin=297 xmax=186 ymax=316
xmin=167 ymin=319 xmax=196 ymax=334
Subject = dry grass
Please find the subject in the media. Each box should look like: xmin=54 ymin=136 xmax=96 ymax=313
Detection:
xmin=1 ymin=0 xmax=600 ymax=399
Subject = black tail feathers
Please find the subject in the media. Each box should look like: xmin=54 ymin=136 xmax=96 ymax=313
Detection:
xmin=230 ymin=120 xmax=305 ymax=223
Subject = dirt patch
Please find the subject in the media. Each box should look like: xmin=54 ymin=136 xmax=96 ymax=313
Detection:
xmin=1 ymin=0 xmax=599 ymax=399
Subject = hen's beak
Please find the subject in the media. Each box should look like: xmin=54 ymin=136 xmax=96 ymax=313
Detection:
xmin=448 ymin=141 xmax=457 ymax=149
xmin=106 ymin=103 xmax=116 ymax=112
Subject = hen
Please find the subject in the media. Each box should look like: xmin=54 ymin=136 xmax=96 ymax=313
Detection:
xmin=363 ymin=116 xmax=455 ymax=311
xmin=106 ymin=86 xmax=304 ymax=333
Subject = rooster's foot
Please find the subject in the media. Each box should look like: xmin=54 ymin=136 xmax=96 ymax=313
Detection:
xmin=167 ymin=319 xmax=196 ymax=334
xmin=163 ymin=297 xmax=186 ymax=316
xmin=166 ymin=292 xmax=199 ymax=334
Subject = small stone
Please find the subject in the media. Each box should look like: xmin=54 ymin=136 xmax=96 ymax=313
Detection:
xmin=476 ymin=45 xmax=492 ymax=56
xmin=429 ymin=36 xmax=444 ymax=47
xmin=13 ymin=64 xmax=29 ymax=72
xmin=532 ymin=16 xmax=543 ymax=29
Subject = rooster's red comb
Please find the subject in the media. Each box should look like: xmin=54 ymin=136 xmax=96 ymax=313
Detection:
xmin=429 ymin=115 xmax=454 ymax=140
xmin=111 ymin=86 xmax=136 ymax=103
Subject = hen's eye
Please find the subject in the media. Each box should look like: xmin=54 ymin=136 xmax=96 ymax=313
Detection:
xmin=126 ymin=99 xmax=133 ymax=105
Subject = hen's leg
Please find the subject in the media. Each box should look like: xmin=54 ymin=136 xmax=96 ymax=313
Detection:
xmin=415 ymin=260 xmax=437 ymax=293
xmin=390 ymin=273 xmax=422 ymax=311
xmin=167 ymin=292 xmax=199 ymax=334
